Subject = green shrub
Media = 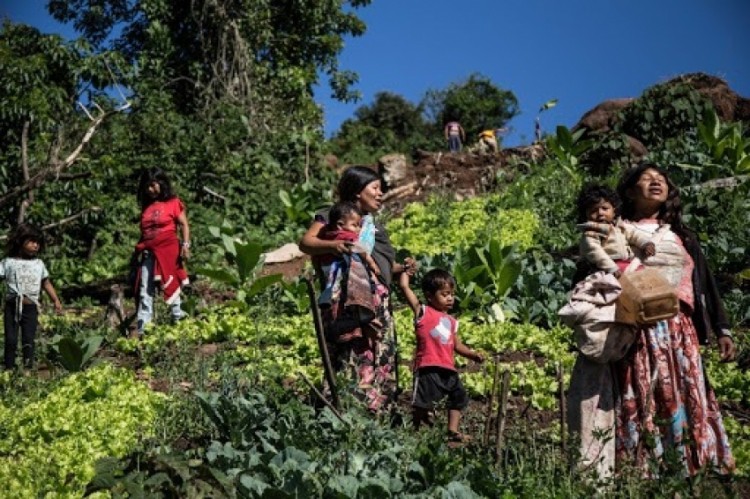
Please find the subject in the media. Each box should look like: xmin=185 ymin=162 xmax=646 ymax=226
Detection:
xmin=0 ymin=364 xmax=164 ymax=497
xmin=387 ymin=195 xmax=538 ymax=256
xmin=495 ymin=161 xmax=582 ymax=253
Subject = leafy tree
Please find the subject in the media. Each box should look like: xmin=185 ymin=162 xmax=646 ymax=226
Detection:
xmin=619 ymin=81 xmax=712 ymax=148
xmin=350 ymin=92 xmax=426 ymax=141
xmin=48 ymin=0 xmax=371 ymax=112
xmin=48 ymin=0 xmax=370 ymax=222
xmin=329 ymin=76 xmax=519 ymax=163
xmin=423 ymin=73 xmax=519 ymax=139
xmin=0 ymin=21 xmax=129 ymax=232
xmin=328 ymin=122 xmax=398 ymax=165
xmin=328 ymin=91 xmax=434 ymax=163
xmin=2 ymin=0 xmax=372 ymax=285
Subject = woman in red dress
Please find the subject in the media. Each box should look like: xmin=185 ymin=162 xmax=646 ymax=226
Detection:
xmin=133 ymin=168 xmax=191 ymax=335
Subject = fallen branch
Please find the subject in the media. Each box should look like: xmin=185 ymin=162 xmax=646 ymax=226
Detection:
xmin=18 ymin=121 xmax=32 ymax=223
xmin=696 ymin=174 xmax=748 ymax=190
xmin=0 ymin=101 xmax=130 ymax=208
xmin=42 ymin=206 xmax=102 ymax=231
xmin=202 ymin=185 xmax=227 ymax=202
xmin=0 ymin=206 xmax=102 ymax=241
xmin=382 ymin=181 xmax=417 ymax=202
xmin=58 ymin=103 xmax=131 ymax=173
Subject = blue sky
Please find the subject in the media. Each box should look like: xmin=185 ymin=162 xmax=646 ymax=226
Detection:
xmin=3 ymin=0 xmax=749 ymax=147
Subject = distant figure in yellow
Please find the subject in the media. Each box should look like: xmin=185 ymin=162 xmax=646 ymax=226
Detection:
xmin=477 ymin=129 xmax=498 ymax=153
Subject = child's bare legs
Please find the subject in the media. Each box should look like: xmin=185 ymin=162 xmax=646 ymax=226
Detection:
xmin=448 ymin=409 xmax=462 ymax=434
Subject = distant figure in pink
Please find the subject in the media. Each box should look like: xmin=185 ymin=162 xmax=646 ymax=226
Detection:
xmin=443 ymin=120 xmax=465 ymax=152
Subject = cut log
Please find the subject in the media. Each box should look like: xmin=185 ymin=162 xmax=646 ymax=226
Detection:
xmin=104 ymin=284 xmax=125 ymax=329
xmin=382 ymin=181 xmax=417 ymax=202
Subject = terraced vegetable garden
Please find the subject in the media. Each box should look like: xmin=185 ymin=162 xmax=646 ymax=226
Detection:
xmin=1 ymin=159 xmax=749 ymax=498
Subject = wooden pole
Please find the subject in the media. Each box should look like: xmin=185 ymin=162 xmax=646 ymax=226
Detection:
xmin=494 ymin=369 xmax=511 ymax=465
xmin=483 ymin=356 xmax=501 ymax=446
xmin=557 ymin=362 xmax=567 ymax=453
xmin=303 ymin=277 xmax=339 ymax=409
xmin=388 ymin=298 xmax=402 ymax=398
xmin=299 ymin=371 xmax=350 ymax=426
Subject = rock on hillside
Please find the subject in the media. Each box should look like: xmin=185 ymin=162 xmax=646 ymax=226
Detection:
xmin=574 ymin=98 xmax=634 ymax=133
xmin=569 ymin=72 xmax=750 ymax=169
xmin=382 ymin=73 xmax=750 ymax=206
xmin=265 ymin=72 xmax=749 ymax=273
xmin=575 ymin=73 xmax=750 ymax=134
xmin=377 ymin=145 xmax=544 ymax=214
xmin=677 ymin=73 xmax=750 ymax=122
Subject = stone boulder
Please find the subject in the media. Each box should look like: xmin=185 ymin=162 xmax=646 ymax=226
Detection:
xmin=672 ymin=73 xmax=750 ymax=122
xmin=574 ymin=74 xmax=750 ymax=135
xmin=378 ymin=153 xmax=409 ymax=189
xmin=263 ymin=243 xmax=304 ymax=264
xmin=626 ymin=135 xmax=649 ymax=162
xmin=573 ymin=98 xmax=634 ymax=134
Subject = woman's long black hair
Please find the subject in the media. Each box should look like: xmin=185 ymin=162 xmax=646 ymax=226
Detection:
xmin=337 ymin=166 xmax=381 ymax=203
xmin=137 ymin=167 xmax=176 ymax=208
xmin=6 ymin=223 xmax=44 ymax=257
xmin=616 ymin=162 xmax=691 ymax=242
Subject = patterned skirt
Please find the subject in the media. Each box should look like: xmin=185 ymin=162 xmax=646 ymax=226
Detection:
xmin=326 ymin=285 xmax=397 ymax=413
xmin=614 ymin=311 xmax=734 ymax=476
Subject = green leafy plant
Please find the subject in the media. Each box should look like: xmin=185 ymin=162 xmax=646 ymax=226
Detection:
xmin=278 ymin=181 xmax=328 ymax=226
xmin=690 ymin=108 xmax=750 ymax=175
xmin=39 ymin=316 xmax=109 ymax=372
xmin=0 ymin=364 xmax=164 ymax=497
xmin=55 ymin=335 xmax=103 ymax=372
xmin=504 ymin=250 xmax=577 ymax=328
xmin=451 ymin=240 xmax=521 ymax=319
xmin=387 ymin=194 xmax=538 ymax=256
xmin=85 ymin=453 xmax=233 ymax=498
xmin=197 ymin=223 xmax=283 ymax=311
xmin=545 ymin=125 xmax=594 ymax=176
xmin=495 ymin=161 xmax=581 ymax=253
xmin=619 ymin=79 xmax=712 ymax=147
xmin=279 ymin=278 xmax=312 ymax=315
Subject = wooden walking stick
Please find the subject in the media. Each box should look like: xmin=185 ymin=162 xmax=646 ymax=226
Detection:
xmin=303 ymin=276 xmax=339 ymax=410
xmin=388 ymin=297 xmax=402 ymax=398
xmin=494 ymin=369 xmax=511 ymax=466
xmin=298 ymin=371 xmax=349 ymax=426
xmin=557 ymin=362 xmax=567 ymax=453
xmin=483 ymin=355 xmax=501 ymax=446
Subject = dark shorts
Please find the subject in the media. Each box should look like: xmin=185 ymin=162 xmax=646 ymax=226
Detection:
xmin=412 ymin=366 xmax=469 ymax=410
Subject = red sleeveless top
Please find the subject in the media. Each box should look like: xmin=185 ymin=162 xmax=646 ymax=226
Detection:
xmin=414 ymin=305 xmax=457 ymax=371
